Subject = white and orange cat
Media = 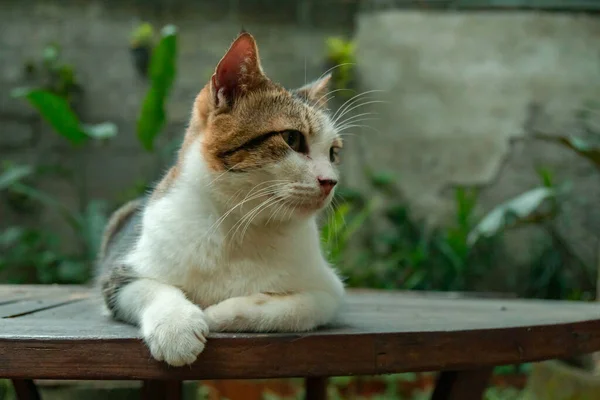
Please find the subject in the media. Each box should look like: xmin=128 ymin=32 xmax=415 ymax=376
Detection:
xmin=97 ymin=32 xmax=345 ymax=367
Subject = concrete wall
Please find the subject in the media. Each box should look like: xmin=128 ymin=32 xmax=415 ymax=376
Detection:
xmin=353 ymin=10 xmax=600 ymax=271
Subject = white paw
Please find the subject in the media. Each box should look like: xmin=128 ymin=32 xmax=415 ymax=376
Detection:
xmin=141 ymin=303 xmax=209 ymax=367
xmin=203 ymin=297 xmax=254 ymax=332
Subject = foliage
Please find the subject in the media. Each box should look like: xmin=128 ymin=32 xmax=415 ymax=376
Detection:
xmin=3 ymin=27 xmax=178 ymax=284
xmin=467 ymin=187 xmax=557 ymax=246
xmin=23 ymin=43 xmax=82 ymax=105
xmin=0 ymin=163 xmax=108 ymax=283
xmin=323 ymin=176 xmax=497 ymax=292
xmin=137 ymin=25 xmax=178 ymax=151
xmin=11 ymin=88 xmax=116 ymax=145
xmin=321 ymin=197 xmax=378 ymax=265
xmin=325 ymin=36 xmax=356 ymax=94
xmin=322 ymin=164 xmax=593 ymax=300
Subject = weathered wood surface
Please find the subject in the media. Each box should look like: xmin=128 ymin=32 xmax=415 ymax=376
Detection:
xmin=1 ymin=285 xmax=600 ymax=380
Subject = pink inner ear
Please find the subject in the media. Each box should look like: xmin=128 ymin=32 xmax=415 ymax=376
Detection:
xmin=214 ymin=34 xmax=259 ymax=103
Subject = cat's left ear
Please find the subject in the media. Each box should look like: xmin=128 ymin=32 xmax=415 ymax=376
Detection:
xmin=211 ymin=32 xmax=266 ymax=109
xmin=293 ymin=74 xmax=332 ymax=108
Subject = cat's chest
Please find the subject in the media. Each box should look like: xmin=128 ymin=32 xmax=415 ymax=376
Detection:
xmin=181 ymin=248 xmax=290 ymax=308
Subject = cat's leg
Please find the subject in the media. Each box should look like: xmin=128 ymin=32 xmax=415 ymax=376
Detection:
xmin=101 ymin=266 xmax=209 ymax=366
xmin=203 ymin=289 xmax=343 ymax=332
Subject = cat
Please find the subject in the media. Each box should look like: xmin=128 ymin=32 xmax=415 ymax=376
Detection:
xmin=97 ymin=31 xmax=345 ymax=367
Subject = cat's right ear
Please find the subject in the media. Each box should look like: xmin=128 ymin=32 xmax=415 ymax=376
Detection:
xmin=211 ymin=32 xmax=266 ymax=109
xmin=293 ymin=74 xmax=332 ymax=108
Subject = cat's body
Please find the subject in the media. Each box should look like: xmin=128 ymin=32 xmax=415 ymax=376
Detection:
xmin=98 ymin=32 xmax=345 ymax=367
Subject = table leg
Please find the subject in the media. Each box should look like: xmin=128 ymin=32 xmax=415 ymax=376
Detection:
xmin=141 ymin=380 xmax=183 ymax=400
xmin=11 ymin=379 xmax=41 ymax=400
xmin=431 ymin=368 xmax=493 ymax=400
xmin=305 ymin=377 xmax=327 ymax=400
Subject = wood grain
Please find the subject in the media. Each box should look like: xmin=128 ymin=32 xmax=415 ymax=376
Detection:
xmin=1 ymin=285 xmax=600 ymax=380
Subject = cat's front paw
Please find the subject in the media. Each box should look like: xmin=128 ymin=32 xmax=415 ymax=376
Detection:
xmin=141 ymin=303 xmax=209 ymax=367
xmin=204 ymin=296 xmax=258 ymax=332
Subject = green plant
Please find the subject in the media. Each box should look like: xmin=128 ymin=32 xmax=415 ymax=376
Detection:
xmin=322 ymin=161 xmax=594 ymax=301
xmin=12 ymin=88 xmax=116 ymax=144
xmin=137 ymin=25 xmax=178 ymax=151
xmin=321 ymin=197 xmax=378 ymax=265
xmin=325 ymin=36 xmax=356 ymax=94
xmin=23 ymin=43 xmax=82 ymax=107
xmin=0 ymin=163 xmax=108 ymax=283
xmin=130 ymin=23 xmax=155 ymax=78
xmin=3 ymin=26 xmax=179 ymax=285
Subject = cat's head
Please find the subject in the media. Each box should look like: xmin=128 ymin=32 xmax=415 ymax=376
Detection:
xmin=192 ymin=32 xmax=342 ymax=222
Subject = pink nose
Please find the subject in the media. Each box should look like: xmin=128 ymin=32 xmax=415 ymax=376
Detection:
xmin=318 ymin=178 xmax=337 ymax=196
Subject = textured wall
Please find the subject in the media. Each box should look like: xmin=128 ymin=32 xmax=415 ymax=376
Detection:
xmin=354 ymin=10 xmax=600 ymax=271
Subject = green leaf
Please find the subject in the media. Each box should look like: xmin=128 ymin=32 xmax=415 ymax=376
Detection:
xmin=137 ymin=25 xmax=178 ymax=151
xmin=535 ymin=133 xmax=600 ymax=169
xmin=0 ymin=164 xmax=34 ymax=190
xmin=83 ymin=122 xmax=118 ymax=140
xmin=11 ymin=88 xmax=87 ymax=145
xmin=467 ymin=187 xmax=556 ymax=245
xmin=536 ymin=166 xmax=555 ymax=188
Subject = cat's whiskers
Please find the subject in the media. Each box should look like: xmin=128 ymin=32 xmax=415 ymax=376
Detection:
xmin=286 ymin=198 xmax=302 ymax=223
xmin=336 ymin=120 xmax=380 ymax=132
xmin=334 ymin=111 xmax=379 ymax=128
xmin=224 ymin=187 xmax=246 ymax=209
xmin=207 ymin=182 xmax=289 ymax=237
xmin=239 ymin=196 xmax=287 ymax=242
xmin=313 ymin=88 xmax=354 ymax=108
xmin=338 ymin=124 xmax=384 ymax=136
xmin=240 ymin=180 xmax=290 ymax=204
xmin=266 ymin=196 xmax=289 ymax=225
xmin=331 ymin=89 xmax=384 ymax=122
xmin=333 ymin=99 xmax=387 ymax=127
xmin=224 ymin=197 xmax=274 ymax=243
xmin=205 ymin=162 xmax=244 ymax=188
xmin=317 ymin=62 xmax=356 ymax=82
xmin=230 ymin=195 xmax=282 ymax=243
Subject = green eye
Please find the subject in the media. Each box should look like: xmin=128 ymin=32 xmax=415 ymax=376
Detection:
xmin=330 ymin=146 xmax=340 ymax=164
xmin=281 ymin=130 xmax=307 ymax=154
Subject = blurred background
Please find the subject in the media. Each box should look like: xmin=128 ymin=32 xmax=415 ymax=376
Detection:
xmin=1 ymin=0 xmax=600 ymax=399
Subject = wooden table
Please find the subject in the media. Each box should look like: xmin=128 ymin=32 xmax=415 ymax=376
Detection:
xmin=2 ymin=285 xmax=600 ymax=400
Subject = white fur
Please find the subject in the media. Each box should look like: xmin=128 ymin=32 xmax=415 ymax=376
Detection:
xmin=114 ymin=113 xmax=345 ymax=367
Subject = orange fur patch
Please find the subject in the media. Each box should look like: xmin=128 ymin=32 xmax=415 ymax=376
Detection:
xmin=200 ymin=86 xmax=315 ymax=172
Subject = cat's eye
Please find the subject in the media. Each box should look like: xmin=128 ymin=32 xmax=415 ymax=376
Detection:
xmin=281 ymin=130 xmax=307 ymax=154
xmin=330 ymin=146 xmax=341 ymax=164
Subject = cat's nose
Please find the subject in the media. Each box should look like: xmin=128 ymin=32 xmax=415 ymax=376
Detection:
xmin=318 ymin=178 xmax=337 ymax=196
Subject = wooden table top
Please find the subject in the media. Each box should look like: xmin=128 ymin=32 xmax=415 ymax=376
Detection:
xmin=1 ymin=284 xmax=600 ymax=380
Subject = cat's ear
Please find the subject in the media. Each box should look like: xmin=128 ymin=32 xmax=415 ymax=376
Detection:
xmin=211 ymin=32 xmax=266 ymax=109
xmin=293 ymin=74 xmax=332 ymax=108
